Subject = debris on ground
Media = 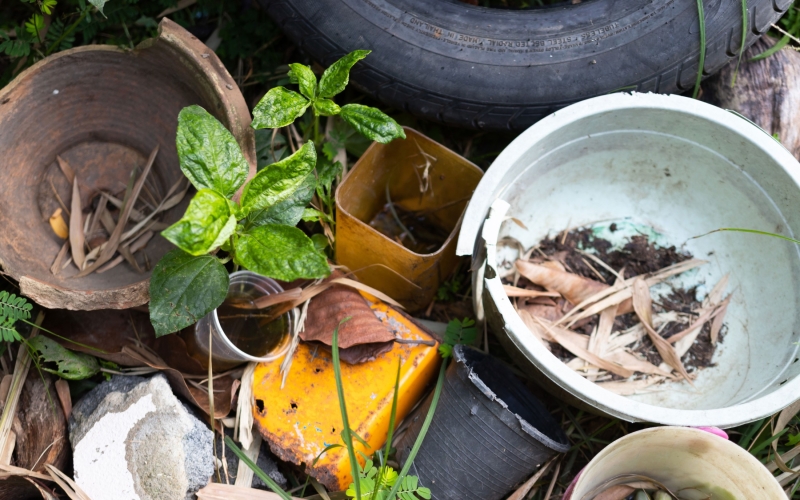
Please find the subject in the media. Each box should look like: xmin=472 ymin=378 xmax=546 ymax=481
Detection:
xmin=47 ymin=147 xmax=189 ymax=278
xmin=69 ymin=374 xmax=214 ymax=500
xmin=502 ymin=228 xmax=731 ymax=394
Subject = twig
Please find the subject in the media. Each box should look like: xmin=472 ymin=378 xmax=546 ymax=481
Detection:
xmin=386 ymin=183 xmax=416 ymax=244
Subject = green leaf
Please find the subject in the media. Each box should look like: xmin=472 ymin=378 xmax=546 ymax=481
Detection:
xmin=161 ymin=189 xmax=237 ymax=256
xmin=0 ymin=291 xmax=32 ymax=323
xmin=788 ymin=433 xmax=800 ymax=447
xmin=176 ymin=105 xmax=249 ymax=198
xmin=28 ymin=336 xmax=100 ymax=380
xmin=328 ymin=117 xmax=372 ymax=158
xmin=88 ymin=0 xmax=108 ymax=15
xmin=255 ymin=129 xmax=288 ymax=170
xmin=340 ymin=104 xmax=406 ymax=144
xmin=749 ymin=35 xmax=790 ymax=61
xmin=301 ymin=208 xmax=325 ymax=223
xmin=40 ymin=0 xmax=57 ymax=15
xmin=252 ymin=87 xmax=310 ymax=129
xmin=313 ymin=98 xmax=341 ymax=117
xmin=149 ymin=249 xmax=229 ymax=336
xmin=25 ymin=14 xmax=43 ymax=38
xmin=0 ymin=39 xmax=31 ymax=58
xmin=241 ymin=141 xmax=317 ymax=216
xmin=234 ymin=225 xmax=330 ymax=281
xmin=441 ymin=318 xmax=477 ymax=357
xmin=316 ymin=157 xmax=343 ymax=192
xmin=0 ymin=317 xmax=21 ymax=343
xmin=318 ymin=50 xmax=370 ymax=98
xmin=224 ymin=436 xmax=292 ymax=500
xmin=288 ymin=63 xmax=317 ymax=100
xmin=246 ymin=172 xmax=316 ymax=227
xmin=311 ymin=233 xmax=329 ymax=253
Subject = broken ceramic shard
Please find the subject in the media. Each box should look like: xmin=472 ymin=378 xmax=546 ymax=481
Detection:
xmin=69 ymin=374 xmax=214 ymax=500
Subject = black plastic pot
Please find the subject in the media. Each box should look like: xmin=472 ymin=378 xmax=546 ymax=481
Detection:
xmin=396 ymin=345 xmax=569 ymax=500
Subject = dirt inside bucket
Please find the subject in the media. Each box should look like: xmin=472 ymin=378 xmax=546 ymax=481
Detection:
xmin=504 ymin=226 xmax=730 ymax=392
xmin=369 ymin=202 xmax=449 ymax=254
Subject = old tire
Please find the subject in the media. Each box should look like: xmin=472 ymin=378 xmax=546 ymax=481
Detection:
xmin=261 ymin=0 xmax=789 ymax=130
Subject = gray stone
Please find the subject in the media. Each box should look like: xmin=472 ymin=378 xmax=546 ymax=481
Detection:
xmin=213 ymin=429 xmax=287 ymax=490
xmin=69 ymin=374 xmax=214 ymax=500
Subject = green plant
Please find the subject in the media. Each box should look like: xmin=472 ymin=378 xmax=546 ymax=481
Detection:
xmin=438 ymin=317 xmax=477 ymax=359
xmin=251 ymin=50 xmax=405 ymax=233
xmin=149 ymin=50 xmax=405 ymax=337
xmin=0 ymin=291 xmax=32 ymax=342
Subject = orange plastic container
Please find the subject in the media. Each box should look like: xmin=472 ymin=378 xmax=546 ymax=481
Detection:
xmin=252 ymin=293 xmax=441 ymax=491
xmin=335 ymin=127 xmax=483 ymax=312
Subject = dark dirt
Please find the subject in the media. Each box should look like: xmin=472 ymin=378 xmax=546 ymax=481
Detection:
xmin=515 ymin=227 xmax=724 ymax=374
xmin=369 ymin=203 xmax=448 ymax=254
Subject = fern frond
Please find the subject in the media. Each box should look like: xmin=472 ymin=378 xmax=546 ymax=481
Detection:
xmin=0 ymin=317 xmax=21 ymax=343
xmin=0 ymin=291 xmax=32 ymax=323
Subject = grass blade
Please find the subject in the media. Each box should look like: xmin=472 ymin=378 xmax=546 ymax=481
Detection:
xmin=749 ymin=35 xmax=790 ymax=61
xmin=372 ymin=359 xmax=401 ymax=500
xmin=692 ymin=0 xmax=707 ymax=99
xmin=224 ymin=435 xmax=292 ymax=500
xmin=384 ymin=359 xmax=447 ymax=500
xmin=693 ymin=227 xmax=800 ymax=245
xmin=332 ymin=318 xmax=360 ymax=500
xmin=731 ymin=0 xmax=748 ymax=86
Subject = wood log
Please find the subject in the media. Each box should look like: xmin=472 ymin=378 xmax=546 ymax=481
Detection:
xmin=703 ymin=37 xmax=800 ymax=159
xmin=13 ymin=373 xmax=68 ymax=473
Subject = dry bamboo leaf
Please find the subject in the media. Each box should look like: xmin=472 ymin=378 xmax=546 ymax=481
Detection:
xmin=516 ymin=260 xmax=606 ymax=305
xmin=75 ymin=146 xmax=158 ymax=278
xmin=710 ymin=302 xmax=728 ymax=345
xmin=50 ymin=242 xmax=69 ymax=276
xmin=198 ymin=483 xmax=304 ymax=499
xmin=227 ymin=287 xmax=303 ymax=310
xmin=503 ymin=285 xmax=561 ymax=298
xmin=45 ymin=464 xmax=92 ymax=500
xmin=558 ymin=259 xmax=707 ymax=327
xmin=103 ymin=191 xmax=147 ymax=222
xmin=518 ymin=309 xmax=555 ymax=346
xmin=605 ymin=351 xmax=674 ymax=377
xmin=540 ymin=259 xmax=567 ymax=272
xmin=54 ymin=379 xmax=72 ymax=420
xmin=530 ymin=316 xmax=634 ymax=378
xmin=669 ymin=297 xmax=730 ymax=345
xmin=590 ymin=305 xmax=618 ymax=356
xmin=0 ymin=430 xmax=15 ymax=465
xmin=521 ymin=303 xmax=563 ymax=323
xmin=119 ymin=177 xmax=186 ymax=243
xmin=68 ymin=178 xmax=86 ymax=270
xmin=55 ymin=156 xmax=76 ymax=186
xmin=0 ymin=313 xmax=43 ymax=463
xmin=631 ymin=278 xmax=691 ymax=383
xmin=507 ymin=456 xmax=557 ymax=500
xmin=331 ymin=277 xmax=403 ymax=308
xmin=48 ymin=208 xmax=69 ymax=240
xmin=0 ymin=463 xmax=53 ymax=482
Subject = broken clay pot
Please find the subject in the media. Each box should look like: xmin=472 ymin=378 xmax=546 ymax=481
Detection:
xmin=0 ymin=18 xmax=255 ymax=310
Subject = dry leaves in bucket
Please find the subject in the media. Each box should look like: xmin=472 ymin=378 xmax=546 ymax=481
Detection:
xmin=502 ymin=228 xmax=732 ymax=395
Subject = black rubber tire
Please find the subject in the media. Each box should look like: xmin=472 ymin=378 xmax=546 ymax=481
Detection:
xmin=261 ymin=0 xmax=789 ymax=130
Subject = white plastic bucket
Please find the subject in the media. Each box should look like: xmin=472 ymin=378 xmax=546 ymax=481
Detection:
xmin=567 ymin=427 xmax=784 ymax=499
xmin=457 ymin=92 xmax=800 ymax=427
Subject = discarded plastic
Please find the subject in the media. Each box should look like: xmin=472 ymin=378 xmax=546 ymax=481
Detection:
xmin=396 ymin=345 xmax=568 ymax=500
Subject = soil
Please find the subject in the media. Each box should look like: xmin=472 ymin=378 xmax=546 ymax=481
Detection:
xmin=516 ymin=227 xmax=724 ymax=373
xmin=369 ymin=203 xmax=448 ymax=254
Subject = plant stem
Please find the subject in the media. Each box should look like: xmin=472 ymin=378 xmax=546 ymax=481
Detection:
xmin=225 ymin=436 xmax=292 ymax=499
xmin=692 ymin=0 xmax=706 ymax=99
xmin=313 ymin=113 xmax=321 ymax=146
xmin=332 ymin=319 xmax=360 ymax=500
xmin=384 ymin=359 xmax=447 ymax=500
xmin=46 ymin=8 xmax=90 ymax=55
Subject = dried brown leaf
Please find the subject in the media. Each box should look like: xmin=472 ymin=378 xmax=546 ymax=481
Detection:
xmin=503 ymin=285 xmax=561 ymax=298
xmin=507 ymin=456 xmax=556 ymax=500
xmin=710 ymin=302 xmax=728 ymax=345
xmin=631 ymin=278 xmax=691 ymax=383
xmin=529 ymin=315 xmax=634 ymax=378
xmin=50 ymin=242 xmax=69 ymax=276
xmin=301 ymin=285 xmax=394 ymax=349
xmin=68 ymin=178 xmax=86 ymax=270
xmin=596 ymin=377 xmax=665 ymax=396
xmin=75 ymin=146 xmax=158 ymax=278
xmin=559 ymin=259 xmax=706 ymax=327
xmin=591 ymin=485 xmax=637 ymax=500
xmin=516 ymin=260 xmax=606 ymax=305
xmin=55 ymin=156 xmax=76 ymax=185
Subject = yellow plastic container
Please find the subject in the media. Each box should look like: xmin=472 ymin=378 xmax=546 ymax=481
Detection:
xmin=335 ymin=127 xmax=483 ymax=312
xmin=252 ymin=293 xmax=441 ymax=491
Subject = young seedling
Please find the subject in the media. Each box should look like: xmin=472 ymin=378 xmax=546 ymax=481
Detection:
xmin=149 ymin=50 xmax=405 ymax=337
